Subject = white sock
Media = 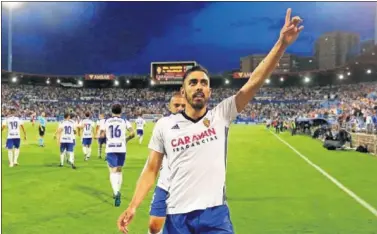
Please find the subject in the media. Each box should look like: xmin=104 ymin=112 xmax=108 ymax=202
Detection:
xmin=60 ymin=153 xmax=65 ymax=165
xmin=8 ymin=150 xmax=14 ymax=167
xmin=87 ymin=147 xmax=91 ymax=158
xmin=110 ymin=172 xmax=118 ymax=195
xmin=69 ymin=152 xmax=75 ymax=164
xmin=139 ymin=136 xmax=143 ymax=144
xmin=83 ymin=147 xmax=87 ymax=155
xmin=117 ymin=172 xmax=123 ymax=192
xmin=14 ymin=148 xmax=20 ymax=164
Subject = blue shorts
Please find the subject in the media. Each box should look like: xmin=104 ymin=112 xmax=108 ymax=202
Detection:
xmin=137 ymin=129 xmax=143 ymax=136
xmin=98 ymin=137 xmax=106 ymax=145
xmin=60 ymin=143 xmax=74 ymax=153
xmin=150 ymin=186 xmax=169 ymax=217
xmin=82 ymin=138 xmax=92 ymax=146
xmin=106 ymin=152 xmax=126 ymax=168
xmin=163 ymin=205 xmax=234 ymax=234
xmin=6 ymin=138 xmax=21 ymax=149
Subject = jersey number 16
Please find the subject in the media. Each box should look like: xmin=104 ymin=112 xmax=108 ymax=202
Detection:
xmin=109 ymin=125 xmax=121 ymax=138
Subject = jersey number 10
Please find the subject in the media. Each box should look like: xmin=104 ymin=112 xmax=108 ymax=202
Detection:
xmin=64 ymin=126 xmax=72 ymax=134
xmin=109 ymin=125 xmax=121 ymax=138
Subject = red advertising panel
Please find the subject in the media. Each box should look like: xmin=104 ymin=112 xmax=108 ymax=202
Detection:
xmin=85 ymin=74 xmax=115 ymax=80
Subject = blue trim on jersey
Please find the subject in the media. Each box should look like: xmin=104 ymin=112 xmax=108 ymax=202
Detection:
xmin=163 ymin=205 xmax=234 ymax=234
xmin=149 ymin=186 xmax=168 ymax=217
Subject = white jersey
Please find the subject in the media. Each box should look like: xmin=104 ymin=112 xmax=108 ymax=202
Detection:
xmin=100 ymin=117 xmax=132 ymax=153
xmin=59 ymin=120 xmax=76 ymax=143
xmin=80 ymin=119 xmax=95 ymax=139
xmin=135 ymin=117 xmax=146 ymax=130
xmin=96 ymin=119 xmax=106 ymax=138
xmin=156 ymin=155 xmax=170 ymax=191
xmin=2 ymin=116 xmax=23 ymax=139
xmin=148 ymin=95 xmax=239 ymax=215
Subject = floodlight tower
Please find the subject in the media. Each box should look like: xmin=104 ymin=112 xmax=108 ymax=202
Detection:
xmin=4 ymin=2 xmax=23 ymax=72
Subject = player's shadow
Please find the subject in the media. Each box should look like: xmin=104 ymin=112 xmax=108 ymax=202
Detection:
xmin=75 ymin=185 xmax=113 ymax=205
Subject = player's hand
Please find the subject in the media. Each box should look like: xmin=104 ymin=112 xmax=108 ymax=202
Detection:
xmin=279 ymin=8 xmax=304 ymax=46
xmin=117 ymin=207 xmax=136 ymax=234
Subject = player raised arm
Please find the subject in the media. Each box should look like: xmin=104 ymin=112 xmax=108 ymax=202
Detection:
xmin=235 ymin=8 xmax=303 ymax=112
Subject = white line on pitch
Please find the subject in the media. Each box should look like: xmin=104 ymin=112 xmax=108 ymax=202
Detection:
xmin=271 ymin=132 xmax=377 ymax=218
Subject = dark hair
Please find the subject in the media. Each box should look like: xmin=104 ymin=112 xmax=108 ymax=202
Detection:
xmin=182 ymin=65 xmax=209 ymax=83
xmin=64 ymin=112 xmax=70 ymax=119
xmin=85 ymin=112 xmax=90 ymax=118
xmin=112 ymin=103 xmax=122 ymax=115
xmin=70 ymin=112 xmax=76 ymax=119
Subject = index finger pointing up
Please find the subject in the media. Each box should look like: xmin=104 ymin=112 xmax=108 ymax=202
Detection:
xmin=285 ymin=8 xmax=292 ymax=26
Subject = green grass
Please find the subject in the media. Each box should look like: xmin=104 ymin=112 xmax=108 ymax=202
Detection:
xmin=2 ymin=123 xmax=377 ymax=234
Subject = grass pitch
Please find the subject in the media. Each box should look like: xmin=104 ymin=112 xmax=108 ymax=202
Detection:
xmin=2 ymin=123 xmax=377 ymax=234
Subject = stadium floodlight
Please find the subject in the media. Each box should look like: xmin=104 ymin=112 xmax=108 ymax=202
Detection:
xmin=150 ymin=80 xmax=155 ymax=86
xmin=304 ymin=77 xmax=310 ymax=83
xmin=265 ymin=79 xmax=270 ymax=84
xmin=355 ymin=61 xmax=359 ymax=64
xmin=373 ymin=52 xmax=375 ymax=56
xmin=46 ymin=80 xmax=50 ymax=84
xmin=366 ymin=69 xmax=372 ymax=74
xmin=114 ymin=80 xmax=119 ymax=86
xmin=280 ymin=77 xmax=284 ymax=82
xmin=225 ymin=79 xmax=229 ymax=85
xmin=57 ymin=79 xmax=61 ymax=83
xmin=126 ymin=79 xmax=130 ymax=84
xmin=11 ymin=77 xmax=17 ymax=83
xmin=347 ymin=72 xmax=351 ymax=76
xmin=338 ymin=74 xmax=344 ymax=80
xmin=78 ymin=80 xmax=83 ymax=86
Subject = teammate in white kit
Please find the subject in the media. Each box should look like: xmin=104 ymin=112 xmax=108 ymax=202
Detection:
xmin=100 ymin=104 xmax=135 ymax=207
xmin=96 ymin=113 xmax=106 ymax=159
xmin=2 ymin=108 xmax=27 ymax=167
xmin=79 ymin=112 xmax=95 ymax=161
xmin=56 ymin=112 xmax=77 ymax=169
xmin=148 ymin=92 xmax=186 ymax=234
xmin=135 ymin=115 xmax=146 ymax=144
xmin=118 ymin=9 xmax=303 ymax=233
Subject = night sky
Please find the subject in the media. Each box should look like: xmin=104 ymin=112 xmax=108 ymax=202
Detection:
xmin=1 ymin=1 xmax=375 ymax=75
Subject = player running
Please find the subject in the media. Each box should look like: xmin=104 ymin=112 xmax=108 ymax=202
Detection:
xmin=148 ymin=92 xmax=185 ymax=234
xmin=38 ymin=112 xmax=47 ymax=147
xmin=118 ymin=8 xmax=303 ymax=233
xmin=79 ymin=112 xmax=95 ymax=161
xmin=56 ymin=112 xmax=77 ymax=169
xmin=96 ymin=113 xmax=106 ymax=159
xmin=100 ymin=104 xmax=135 ymax=207
xmin=2 ymin=108 xmax=27 ymax=167
xmin=135 ymin=114 xmax=146 ymax=145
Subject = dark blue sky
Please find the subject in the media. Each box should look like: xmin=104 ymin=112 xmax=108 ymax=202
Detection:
xmin=1 ymin=2 xmax=375 ymax=75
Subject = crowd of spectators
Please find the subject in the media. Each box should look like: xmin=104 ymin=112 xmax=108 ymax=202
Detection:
xmin=2 ymin=82 xmax=377 ymax=132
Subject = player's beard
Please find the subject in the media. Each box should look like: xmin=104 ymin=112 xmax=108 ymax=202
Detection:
xmin=185 ymin=91 xmax=207 ymax=111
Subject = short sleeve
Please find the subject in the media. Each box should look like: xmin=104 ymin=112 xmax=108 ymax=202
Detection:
xmin=148 ymin=119 xmax=165 ymax=154
xmin=212 ymin=95 xmax=239 ymax=126
xmin=2 ymin=119 xmax=7 ymax=127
